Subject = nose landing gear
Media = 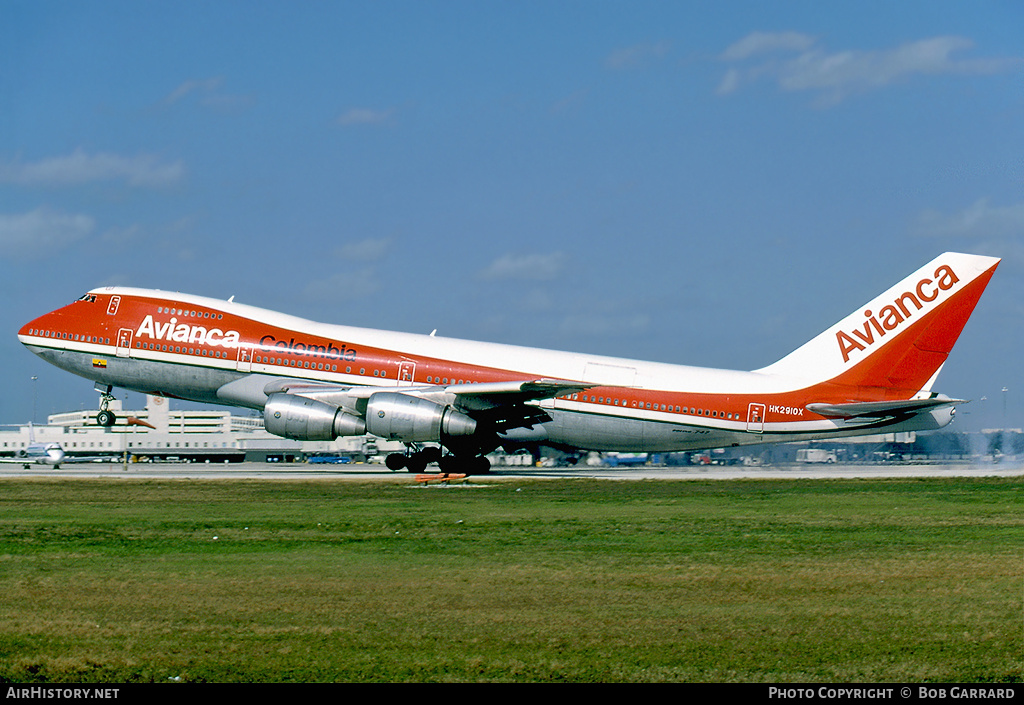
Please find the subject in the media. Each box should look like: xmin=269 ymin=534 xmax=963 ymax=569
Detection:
xmin=95 ymin=384 xmax=117 ymax=427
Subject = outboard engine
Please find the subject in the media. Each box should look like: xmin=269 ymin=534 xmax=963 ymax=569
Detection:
xmin=263 ymin=393 xmax=366 ymax=441
xmin=365 ymin=391 xmax=477 ymax=442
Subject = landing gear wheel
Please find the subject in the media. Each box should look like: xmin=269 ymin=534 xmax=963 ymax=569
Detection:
xmin=388 ymin=447 xmax=444 ymax=473
xmin=96 ymin=386 xmax=117 ymax=427
xmin=404 ymin=455 xmax=428 ymax=474
xmin=439 ymin=455 xmax=491 ymax=475
xmin=420 ymin=447 xmax=442 ymax=465
xmin=468 ymin=455 xmax=491 ymax=475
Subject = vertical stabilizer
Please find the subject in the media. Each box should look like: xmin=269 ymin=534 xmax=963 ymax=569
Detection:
xmin=755 ymin=252 xmax=1000 ymax=395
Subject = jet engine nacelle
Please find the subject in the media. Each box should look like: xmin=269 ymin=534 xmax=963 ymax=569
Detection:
xmin=264 ymin=393 xmax=366 ymax=441
xmin=365 ymin=392 xmax=477 ymax=442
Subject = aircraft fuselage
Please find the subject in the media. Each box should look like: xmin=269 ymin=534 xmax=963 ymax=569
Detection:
xmin=18 ymin=252 xmax=1000 ymax=468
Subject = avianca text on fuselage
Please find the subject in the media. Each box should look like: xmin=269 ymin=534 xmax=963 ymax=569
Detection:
xmin=836 ymin=264 xmax=960 ymax=363
xmin=136 ymin=314 xmax=240 ymax=348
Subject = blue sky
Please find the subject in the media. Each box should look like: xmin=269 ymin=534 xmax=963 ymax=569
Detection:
xmin=2 ymin=1 xmax=1022 ymax=431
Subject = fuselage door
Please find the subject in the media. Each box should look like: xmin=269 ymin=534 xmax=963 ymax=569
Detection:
xmin=116 ymin=328 xmax=133 ymax=358
xmin=236 ymin=345 xmax=253 ymax=372
xmin=746 ymin=403 xmax=765 ymax=433
xmin=398 ymin=361 xmax=416 ymax=386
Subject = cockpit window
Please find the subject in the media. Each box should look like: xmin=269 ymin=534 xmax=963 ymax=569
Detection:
xmin=77 ymin=294 xmax=97 ymax=303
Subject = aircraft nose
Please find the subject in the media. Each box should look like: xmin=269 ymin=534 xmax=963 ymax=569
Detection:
xmin=19 ymin=308 xmax=65 ymax=348
xmin=20 ymin=312 xmax=52 ymax=344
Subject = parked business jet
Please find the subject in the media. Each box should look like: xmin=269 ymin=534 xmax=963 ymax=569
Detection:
xmin=0 ymin=423 xmax=67 ymax=468
xmin=5 ymin=438 xmax=66 ymax=468
xmin=18 ymin=252 xmax=999 ymax=473
xmin=0 ymin=422 xmax=134 ymax=469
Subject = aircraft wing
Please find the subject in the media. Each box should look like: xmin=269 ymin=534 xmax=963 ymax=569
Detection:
xmin=263 ymin=377 xmax=592 ymax=434
xmin=806 ymin=396 xmax=966 ymax=420
xmin=266 ymin=377 xmax=590 ymax=409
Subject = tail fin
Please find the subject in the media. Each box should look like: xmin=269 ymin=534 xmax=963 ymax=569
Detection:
xmin=756 ymin=252 xmax=1000 ymax=396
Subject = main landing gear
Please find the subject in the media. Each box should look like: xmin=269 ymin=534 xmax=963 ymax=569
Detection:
xmin=385 ymin=447 xmax=441 ymax=473
xmin=385 ymin=447 xmax=491 ymax=475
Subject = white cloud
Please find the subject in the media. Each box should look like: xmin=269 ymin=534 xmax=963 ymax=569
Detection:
xmin=551 ymin=88 xmax=591 ymax=116
xmin=337 ymin=108 xmax=394 ymax=126
xmin=716 ymin=68 xmax=742 ymax=96
xmin=718 ymin=33 xmax=1023 ymax=105
xmin=162 ymin=77 xmax=224 ymax=106
xmin=0 ymin=149 xmax=185 ymax=187
xmin=0 ymin=208 xmax=95 ymax=259
xmin=159 ymin=77 xmax=255 ymax=112
xmin=335 ymin=237 xmax=393 ymax=262
xmin=915 ymin=198 xmax=1024 ymax=239
xmin=559 ymin=311 xmax=652 ymax=338
xmin=478 ymin=252 xmax=566 ymax=281
xmin=303 ymin=269 xmax=382 ymax=301
xmin=100 ymin=224 xmax=144 ymax=246
xmin=720 ymin=31 xmax=816 ymax=61
xmin=605 ymin=41 xmax=671 ymax=70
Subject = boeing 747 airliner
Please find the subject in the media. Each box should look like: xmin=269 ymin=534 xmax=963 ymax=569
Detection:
xmin=18 ymin=252 xmax=999 ymax=473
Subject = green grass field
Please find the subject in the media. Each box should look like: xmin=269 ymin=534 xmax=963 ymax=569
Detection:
xmin=0 ymin=476 xmax=1020 ymax=683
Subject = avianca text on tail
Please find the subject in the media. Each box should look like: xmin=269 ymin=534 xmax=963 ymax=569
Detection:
xmin=835 ymin=263 xmax=960 ymax=363
xmin=18 ymin=252 xmax=999 ymax=474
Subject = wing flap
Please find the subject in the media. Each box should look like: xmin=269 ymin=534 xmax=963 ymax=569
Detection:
xmin=447 ymin=378 xmax=591 ymax=409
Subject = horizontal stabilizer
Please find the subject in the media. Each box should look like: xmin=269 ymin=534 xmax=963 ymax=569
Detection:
xmin=806 ymin=396 xmax=966 ymax=419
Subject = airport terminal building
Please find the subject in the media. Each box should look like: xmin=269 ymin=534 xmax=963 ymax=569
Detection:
xmin=0 ymin=395 xmax=404 ymax=464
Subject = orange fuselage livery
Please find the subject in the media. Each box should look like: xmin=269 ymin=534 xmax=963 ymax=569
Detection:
xmin=19 ymin=252 xmax=999 ymax=474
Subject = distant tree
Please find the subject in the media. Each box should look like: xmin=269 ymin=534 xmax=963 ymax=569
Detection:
xmin=919 ymin=431 xmax=969 ymax=458
xmin=1011 ymin=432 xmax=1024 ymax=456
xmin=987 ymin=432 xmax=1003 ymax=459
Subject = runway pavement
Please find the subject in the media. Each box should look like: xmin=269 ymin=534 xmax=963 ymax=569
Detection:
xmin=1 ymin=460 xmax=1021 ymax=481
